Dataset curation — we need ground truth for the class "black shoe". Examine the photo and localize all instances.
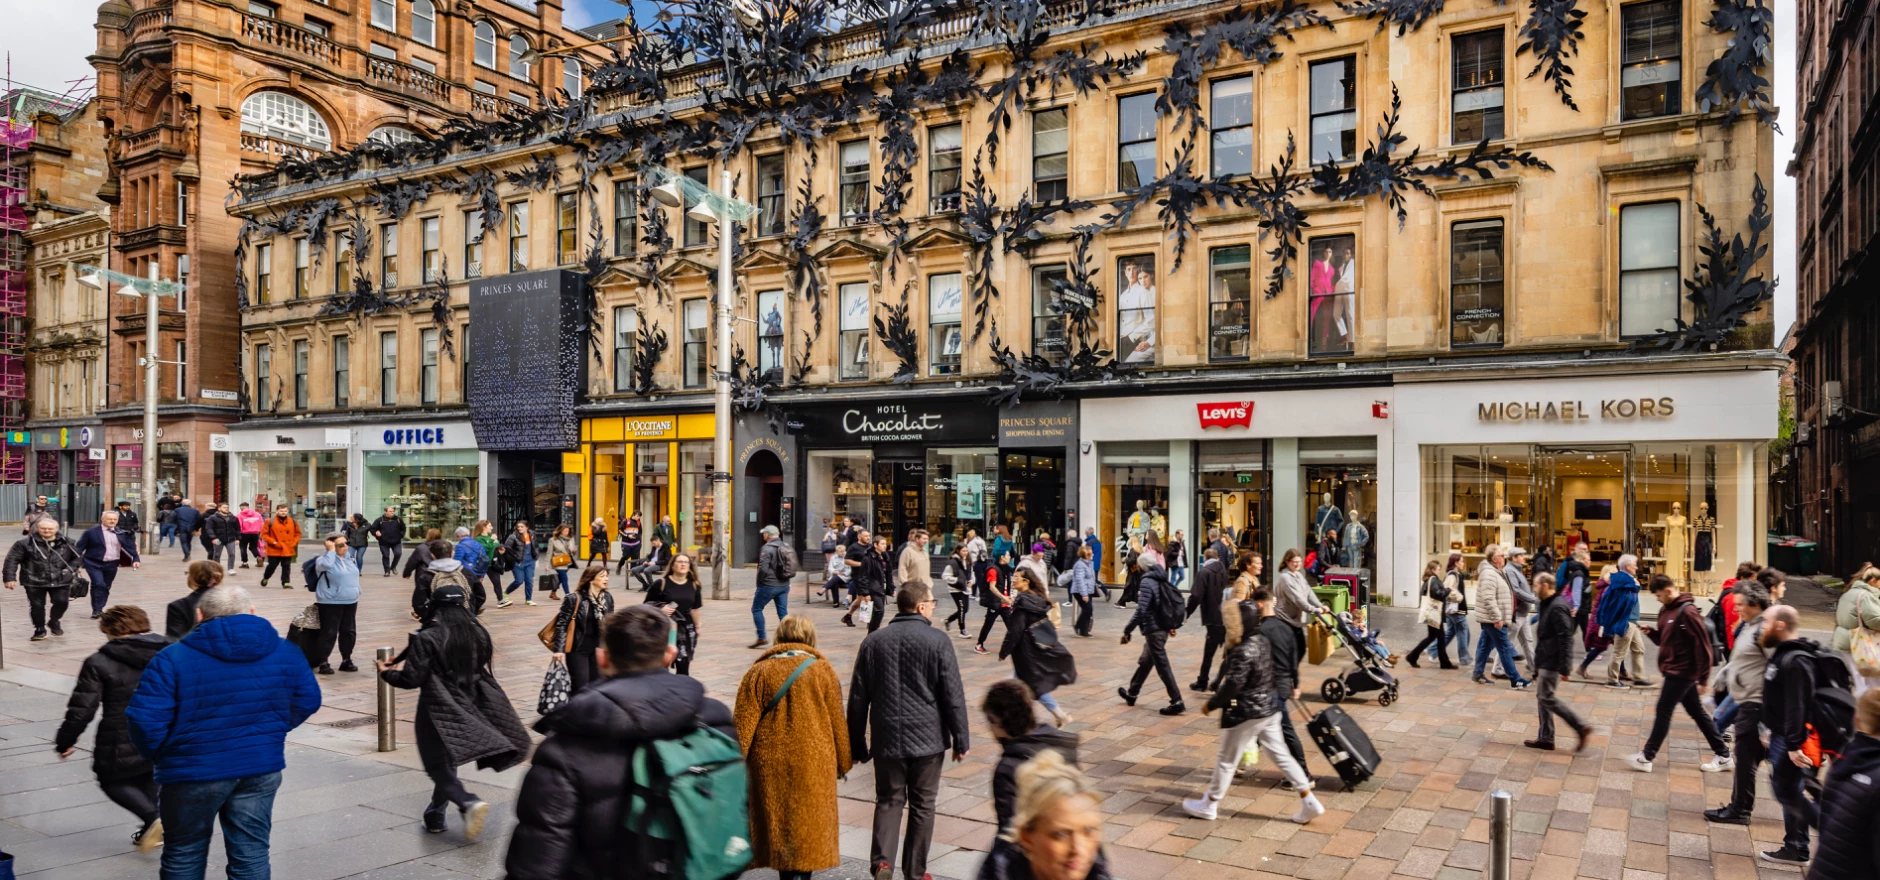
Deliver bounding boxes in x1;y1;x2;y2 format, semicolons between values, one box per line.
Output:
338;661;359;672
1117;687;1136;706
317;664;335;675
1703;806;1751;825
47;620;62;636
1159;702;1187;716
30;628;47;641
1523;739;1555;751
1757;846;1809;865
89;612;102;620
422;809;448;834
1190;682;1211;693
1406;656;1420;669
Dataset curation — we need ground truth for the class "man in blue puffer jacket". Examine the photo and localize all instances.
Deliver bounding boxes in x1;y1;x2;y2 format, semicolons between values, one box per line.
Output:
127;584;321;880
1594;554;1654;688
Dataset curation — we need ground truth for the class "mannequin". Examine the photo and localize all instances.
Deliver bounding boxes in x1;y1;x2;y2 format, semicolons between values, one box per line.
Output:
1662;502;1688;587
1314;493;1343;539
1342;509;1369;568
1692;502;1716;572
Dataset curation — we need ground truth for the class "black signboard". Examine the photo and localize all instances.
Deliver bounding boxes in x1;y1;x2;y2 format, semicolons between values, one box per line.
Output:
467;269;586;451
789;399;997;446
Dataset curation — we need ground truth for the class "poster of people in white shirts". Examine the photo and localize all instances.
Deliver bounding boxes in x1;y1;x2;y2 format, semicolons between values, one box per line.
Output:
1116;254;1157;364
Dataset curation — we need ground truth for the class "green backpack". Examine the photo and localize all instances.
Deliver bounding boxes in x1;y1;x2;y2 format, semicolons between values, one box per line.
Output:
623;724;753;880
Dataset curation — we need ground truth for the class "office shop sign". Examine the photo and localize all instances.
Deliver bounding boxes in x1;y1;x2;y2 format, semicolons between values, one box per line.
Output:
1476;397;1676;423
792;400;994;446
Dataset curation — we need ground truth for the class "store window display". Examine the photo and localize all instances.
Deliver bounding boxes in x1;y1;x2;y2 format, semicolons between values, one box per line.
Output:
362;449;480;540
238;450;347;538
679;442;715;562
808;450;876;540
922;448;996;557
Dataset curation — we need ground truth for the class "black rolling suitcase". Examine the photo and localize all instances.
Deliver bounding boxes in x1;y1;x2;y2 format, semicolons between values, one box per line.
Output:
1301;702;1380;789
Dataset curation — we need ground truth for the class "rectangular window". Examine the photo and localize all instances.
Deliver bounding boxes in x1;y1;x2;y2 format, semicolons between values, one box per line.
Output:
175;181;189;227
1452;30;1506;142
473;80;497;95
509;91;531;107
1210;76;1254;177
176;341;187;401
1032;108;1069;200
255;243;272;303
334;231;353;294
1117;93;1157;188
556;191;578;265
839;282;869;380
613;179;637;256
1306;234;1357;357
508;200;529;272
1208;245;1252;360
379;332;398;406
612;305;637;392
464;209;484;278
1032;264;1070;364
293;238;308;297
928;124;963;213
1309;56;1358;163
333;335;350;408
1450;220;1506;348
254;343;271;407
563;59;582;99
302;18;330;37
380;223;398;287
370;0;394;30
293;339;309;410
248;1;276;17
176;255;189;311
1116;254;1157;364
683;167;710;246
756;289;784;378
929;272;963;376
839;140;870;223
421;217;440;282
369;43;397;59
1621;0;1682;120
757;154;786;236
420;328;439;405
411;57;436;74
1619;202;1681;337
682;298;709;388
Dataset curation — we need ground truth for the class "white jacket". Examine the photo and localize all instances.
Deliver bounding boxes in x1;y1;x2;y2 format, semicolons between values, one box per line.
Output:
1470;562;1513;626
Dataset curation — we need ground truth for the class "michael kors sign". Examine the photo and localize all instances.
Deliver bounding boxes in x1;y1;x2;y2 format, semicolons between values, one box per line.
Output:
1477;397;1676;422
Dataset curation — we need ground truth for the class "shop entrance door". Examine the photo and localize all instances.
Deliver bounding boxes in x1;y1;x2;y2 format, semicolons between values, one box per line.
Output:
1537;446;1631;567
879;459;925;546
637;486;668;533
1001;451;1065;543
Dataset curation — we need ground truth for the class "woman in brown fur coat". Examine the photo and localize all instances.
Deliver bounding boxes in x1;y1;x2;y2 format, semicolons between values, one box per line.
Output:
735;614;851;880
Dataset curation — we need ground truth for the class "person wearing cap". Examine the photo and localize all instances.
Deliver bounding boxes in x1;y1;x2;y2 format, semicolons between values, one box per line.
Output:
752;525;796;648
310;530;363;675
1503;547;1539;679
377;580;528;840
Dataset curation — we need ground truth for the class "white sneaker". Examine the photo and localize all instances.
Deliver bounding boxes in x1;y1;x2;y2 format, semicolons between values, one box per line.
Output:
1628;752;1654;773
495;600;513;608
1701;754;1734;773
1180;797;1219;821
525;600;538;606
1290;794;1326;824
1051;709;1074;728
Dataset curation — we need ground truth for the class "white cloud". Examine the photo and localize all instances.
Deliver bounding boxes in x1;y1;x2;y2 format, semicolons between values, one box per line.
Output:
2;4;100;97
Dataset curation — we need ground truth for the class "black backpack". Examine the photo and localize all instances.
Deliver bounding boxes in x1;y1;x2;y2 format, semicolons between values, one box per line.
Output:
301;557;326;593
1797;644;1858;754
1152;580;1186;632
1706;586;1733;650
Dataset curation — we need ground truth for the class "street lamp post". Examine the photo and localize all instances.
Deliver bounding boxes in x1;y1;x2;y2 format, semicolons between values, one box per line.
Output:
78;264;181;555
645;167;756;600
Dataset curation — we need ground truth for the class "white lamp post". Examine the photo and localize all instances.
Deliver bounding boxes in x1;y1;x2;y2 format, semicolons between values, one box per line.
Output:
78;264;182;554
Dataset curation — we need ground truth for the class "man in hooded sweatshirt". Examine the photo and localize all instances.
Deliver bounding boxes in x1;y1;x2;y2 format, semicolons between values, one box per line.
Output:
1630;574;1731;775
506;605;733;880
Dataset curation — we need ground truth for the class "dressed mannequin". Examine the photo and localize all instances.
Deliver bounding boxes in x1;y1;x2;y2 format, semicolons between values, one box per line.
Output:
1342;509;1369;568
1314;493;1344;540
1692;502;1716;572
1127;499;1151;550
1663;502;1688;587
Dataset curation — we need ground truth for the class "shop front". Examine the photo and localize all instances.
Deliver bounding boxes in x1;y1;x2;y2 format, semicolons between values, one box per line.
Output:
569;413;718;564
227;425;353;540
1079;387;1392;588
356;421;486;542
1394;368;1779;602
29;424;104;524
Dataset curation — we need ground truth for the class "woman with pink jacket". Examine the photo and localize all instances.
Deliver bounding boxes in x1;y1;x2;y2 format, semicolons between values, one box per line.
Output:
235;502;266;568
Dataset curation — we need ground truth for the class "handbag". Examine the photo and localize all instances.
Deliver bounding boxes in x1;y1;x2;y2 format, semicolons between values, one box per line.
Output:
537;597;578;652
1851;626;1880;678
67;574;90;600
551;552;573;568
538;659;571;715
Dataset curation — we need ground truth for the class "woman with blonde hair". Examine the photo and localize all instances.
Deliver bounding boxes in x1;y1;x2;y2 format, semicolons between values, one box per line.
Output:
1834;563;1880;693
646;551;705;675
975;749;1111;880
735;615;850;880
1001;567;1077;727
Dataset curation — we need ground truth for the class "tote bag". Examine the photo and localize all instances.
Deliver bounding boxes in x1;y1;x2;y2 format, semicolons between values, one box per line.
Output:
538;659;572;715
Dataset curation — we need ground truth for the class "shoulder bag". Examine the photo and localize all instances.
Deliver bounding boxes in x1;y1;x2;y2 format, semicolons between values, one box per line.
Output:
537;595;579;653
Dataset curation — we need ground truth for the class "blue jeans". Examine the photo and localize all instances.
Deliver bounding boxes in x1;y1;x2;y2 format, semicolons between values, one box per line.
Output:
1170;567;1186;587
161;523;176;546
752;585;790;640
348;546;368;569
160;771;281;880
505;561;536;601
1039;692;1061;714
1428;613;1472;664
1473;622;1528;686
1714;694;1738;728
1767;736;1817;855
555;568;570;593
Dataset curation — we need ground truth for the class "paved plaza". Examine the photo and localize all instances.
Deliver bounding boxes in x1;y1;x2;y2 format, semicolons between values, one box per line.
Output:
0;546;1841;880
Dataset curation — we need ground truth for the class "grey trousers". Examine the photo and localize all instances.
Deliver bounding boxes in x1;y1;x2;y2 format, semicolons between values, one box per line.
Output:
1535;670;1585;743
871;751;945;880
1510;613;1536;677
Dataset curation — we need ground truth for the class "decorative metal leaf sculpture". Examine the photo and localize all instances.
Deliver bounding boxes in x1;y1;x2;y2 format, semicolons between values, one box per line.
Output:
1516;0;1588;111
873;301;922;383
633;321;670;395
1336;0;1446;36
1696;0;1778;128
1639;175;1775;350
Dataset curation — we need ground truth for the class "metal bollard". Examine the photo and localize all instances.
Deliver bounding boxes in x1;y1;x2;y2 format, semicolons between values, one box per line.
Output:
375;646;397;752
1489;790;1512;880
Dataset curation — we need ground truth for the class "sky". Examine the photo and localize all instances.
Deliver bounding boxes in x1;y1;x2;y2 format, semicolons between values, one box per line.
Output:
2;0;1800;335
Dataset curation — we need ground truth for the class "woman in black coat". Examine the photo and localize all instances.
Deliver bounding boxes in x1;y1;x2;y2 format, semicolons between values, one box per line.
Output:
551;565;616;693
1000;569;1077;727
55;605;169;850
378;585;529;839
166;560;223;640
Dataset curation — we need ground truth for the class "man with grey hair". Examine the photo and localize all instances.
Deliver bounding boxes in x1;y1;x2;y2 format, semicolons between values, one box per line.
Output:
1119;550;1187;715
127;584;320;880
1705;580;1774;825
1471;545;1530;689
752;524;796;647
1503;547;1539;677
5;516;85;640
76;509;142;618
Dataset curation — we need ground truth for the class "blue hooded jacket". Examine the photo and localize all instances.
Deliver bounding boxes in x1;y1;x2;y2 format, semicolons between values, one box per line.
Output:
1595;569;1642;636
314;549;362;604
126;614;321;784
454;535;490;577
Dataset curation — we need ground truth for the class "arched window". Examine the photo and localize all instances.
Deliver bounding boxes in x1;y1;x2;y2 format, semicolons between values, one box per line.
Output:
240;91;332;150
509;35;533;80
474;21;497;69
562;58;582;99
411;0;436;46
367;125;420;146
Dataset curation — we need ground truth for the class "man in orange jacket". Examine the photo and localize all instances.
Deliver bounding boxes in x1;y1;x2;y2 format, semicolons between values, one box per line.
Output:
259;504;303;589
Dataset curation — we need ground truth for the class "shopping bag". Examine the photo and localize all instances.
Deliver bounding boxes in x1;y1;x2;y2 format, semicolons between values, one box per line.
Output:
1851;626;1880;677
1236;741;1260;774
538;659;572;715
291;603;322;631
858;598;874;625
68;575;89;600
1306;621;1335;665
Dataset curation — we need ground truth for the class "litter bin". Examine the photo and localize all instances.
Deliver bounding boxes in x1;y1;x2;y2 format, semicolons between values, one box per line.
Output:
1312;585;1351;617
1767;538;1799;574
1794;541;1819;576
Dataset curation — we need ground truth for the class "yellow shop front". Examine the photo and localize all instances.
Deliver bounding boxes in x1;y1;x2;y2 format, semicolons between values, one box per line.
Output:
568;413;721;565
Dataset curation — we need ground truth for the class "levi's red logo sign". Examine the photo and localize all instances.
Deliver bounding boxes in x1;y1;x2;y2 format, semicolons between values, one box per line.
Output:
1197;401;1254;429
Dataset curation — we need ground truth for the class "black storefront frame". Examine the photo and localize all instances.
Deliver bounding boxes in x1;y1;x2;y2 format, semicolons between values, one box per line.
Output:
1192;438;1274;568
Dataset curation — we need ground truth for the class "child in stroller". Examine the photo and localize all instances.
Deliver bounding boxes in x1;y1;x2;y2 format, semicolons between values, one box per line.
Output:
1316;609;1401;705
1336;608;1399;667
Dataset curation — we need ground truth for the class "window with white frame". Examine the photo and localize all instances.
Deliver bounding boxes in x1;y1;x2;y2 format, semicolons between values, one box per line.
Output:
255;243;272;303
1308;56;1357;163
839;282;869;380
613;306;637;392
508;200;530;272
380;223;399;287
556;192;578;265
474;22;497;68
370;0;395;30
757;154;786;236
1621;0;1682;120
683;298;708;388
334;230;353;293
464;210;484;278
928;124;963;213
421;328;439;404
293;340;309;409
1452;30;1505;143
509;35;532;80
379;332;398;405
839;140;870;223
1208;245;1252;360
333;335;350;408
240;91;331;150
1032;108;1068;200
613;179;637;257
254;343;271;408
563;59;582;98
367;126;419;146
929;272;963;375
421;217;440;282
411;0;436;46
1619;201;1681;337
369;43;397;59
1210;76;1254;177
1117;93;1157;188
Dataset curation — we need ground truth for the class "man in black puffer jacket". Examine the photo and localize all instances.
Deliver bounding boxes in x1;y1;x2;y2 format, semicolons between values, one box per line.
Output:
505;606;733;880
54;606;170;849
1185;550;1230;692
847;583;971;880
1119;553;1185;715
1809;688;1880;880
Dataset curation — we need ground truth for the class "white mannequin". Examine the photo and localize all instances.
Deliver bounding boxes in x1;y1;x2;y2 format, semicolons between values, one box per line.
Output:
1663;502;1688;586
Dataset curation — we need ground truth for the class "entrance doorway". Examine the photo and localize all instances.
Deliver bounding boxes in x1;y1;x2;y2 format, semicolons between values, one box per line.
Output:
743;450;784;563
878;459;925;545
1000;451;1065;544
1539;447;1631;567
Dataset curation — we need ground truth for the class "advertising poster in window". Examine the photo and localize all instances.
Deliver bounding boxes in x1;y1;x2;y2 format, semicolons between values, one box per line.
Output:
930;274;963;362
1451;220;1506;347
956;473;984;519
1306;234;1356;356
1115;254;1157;364
757;290;784;375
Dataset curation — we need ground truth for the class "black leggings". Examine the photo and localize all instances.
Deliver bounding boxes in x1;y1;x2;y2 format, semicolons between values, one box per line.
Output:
101;774;160;825
942;593;971;633
415;710;475;814
1409;624;1453;667
977;606;1007;647
261;555;296;587
312;603;358;665
566;650;601;694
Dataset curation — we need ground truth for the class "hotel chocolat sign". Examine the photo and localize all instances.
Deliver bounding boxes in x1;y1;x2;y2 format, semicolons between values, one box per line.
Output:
790;400;995;445
1477;397;1676;422
467;269;586;451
